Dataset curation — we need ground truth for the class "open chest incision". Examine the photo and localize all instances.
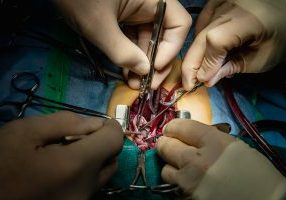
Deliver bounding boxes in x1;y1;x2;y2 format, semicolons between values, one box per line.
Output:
115;85;191;151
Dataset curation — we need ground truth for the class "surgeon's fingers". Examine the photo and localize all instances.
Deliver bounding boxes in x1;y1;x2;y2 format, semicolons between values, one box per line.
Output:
125;62;173;90
206;40;275;87
157;136;198;169
182;17;227;90
161;162;206;195
151;64;173;89
196;13;263;84
127;23;168;89
183;7;264;89
157;135;208;193
77;6;150;76
205;54;244;86
154;0;192;70
163;119;221;148
67;119;124;167
126;71;141;89
161;164;179;185
11;112;104;145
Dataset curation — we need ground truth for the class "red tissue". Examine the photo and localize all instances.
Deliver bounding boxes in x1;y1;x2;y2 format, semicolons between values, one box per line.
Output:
127;85;180;151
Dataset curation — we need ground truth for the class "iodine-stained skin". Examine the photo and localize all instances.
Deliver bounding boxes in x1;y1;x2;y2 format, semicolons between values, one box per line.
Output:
128;86;179;151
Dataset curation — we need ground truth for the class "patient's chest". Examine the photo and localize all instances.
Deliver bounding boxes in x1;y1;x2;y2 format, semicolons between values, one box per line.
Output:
108;59;212;149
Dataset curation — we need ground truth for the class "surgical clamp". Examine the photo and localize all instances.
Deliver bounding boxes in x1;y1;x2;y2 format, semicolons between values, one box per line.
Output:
130;151;148;190
137;0;166;124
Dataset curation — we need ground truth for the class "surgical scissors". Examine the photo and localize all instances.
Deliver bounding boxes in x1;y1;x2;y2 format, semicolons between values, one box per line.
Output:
137;0;166;124
0;72;111;122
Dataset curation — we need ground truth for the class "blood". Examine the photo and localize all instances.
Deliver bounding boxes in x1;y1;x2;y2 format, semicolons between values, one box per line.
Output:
127;85;181;150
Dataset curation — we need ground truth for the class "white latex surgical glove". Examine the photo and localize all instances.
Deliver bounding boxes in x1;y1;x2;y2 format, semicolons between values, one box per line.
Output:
182;0;286;90
0;112;123;200
55;0;192;89
156;119;286;200
156;119;235;195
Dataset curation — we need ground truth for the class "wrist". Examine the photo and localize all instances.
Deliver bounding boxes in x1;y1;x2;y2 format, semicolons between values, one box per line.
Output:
192;140;286;200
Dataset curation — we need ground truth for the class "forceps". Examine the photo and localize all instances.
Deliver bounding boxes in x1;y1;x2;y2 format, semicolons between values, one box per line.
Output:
139;82;204;131
137;0;166;123
0;72;111;122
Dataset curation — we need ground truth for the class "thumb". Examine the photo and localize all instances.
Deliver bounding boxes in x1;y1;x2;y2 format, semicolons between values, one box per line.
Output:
81;11;150;76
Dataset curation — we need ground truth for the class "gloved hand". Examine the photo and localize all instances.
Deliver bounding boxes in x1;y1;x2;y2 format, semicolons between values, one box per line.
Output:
182;0;286;90
156;119;235;196
0;112;123;200
156;119;286;200
55;0;192;89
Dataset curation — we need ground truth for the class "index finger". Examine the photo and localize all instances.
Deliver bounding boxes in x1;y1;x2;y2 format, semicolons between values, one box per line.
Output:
68;119;124;166
9;111;105;144
182;16;227;90
163;119;218;148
